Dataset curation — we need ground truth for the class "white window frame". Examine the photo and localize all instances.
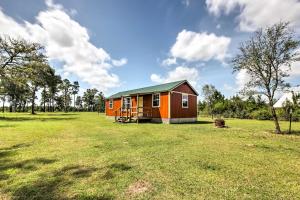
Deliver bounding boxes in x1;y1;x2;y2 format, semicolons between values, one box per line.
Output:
122;97;131;109
109;99;113;109
152;93;160;108
182;93;189;108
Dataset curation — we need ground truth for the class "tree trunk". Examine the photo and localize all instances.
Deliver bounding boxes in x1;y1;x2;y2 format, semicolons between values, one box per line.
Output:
31;86;37;115
2;96;4;113
73;94;76;112
270;106;281;134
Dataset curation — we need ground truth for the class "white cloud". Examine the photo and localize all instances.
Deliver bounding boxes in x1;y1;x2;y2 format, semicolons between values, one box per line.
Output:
206;0;300;32
0;1;127;92
112;58;128;67
161;57;177;66
151;66;199;87
170;29;231;62
235;69;251;90
182;0;190;7
290;61;300;78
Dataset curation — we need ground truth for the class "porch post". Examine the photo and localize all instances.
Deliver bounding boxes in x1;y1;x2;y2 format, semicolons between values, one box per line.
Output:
121;96;123;118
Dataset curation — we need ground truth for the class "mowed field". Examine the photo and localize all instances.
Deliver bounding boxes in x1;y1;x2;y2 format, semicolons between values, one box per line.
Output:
0;112;300;200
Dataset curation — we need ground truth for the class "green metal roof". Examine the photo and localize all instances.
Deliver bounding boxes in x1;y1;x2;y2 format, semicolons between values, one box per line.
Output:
108;80;189;99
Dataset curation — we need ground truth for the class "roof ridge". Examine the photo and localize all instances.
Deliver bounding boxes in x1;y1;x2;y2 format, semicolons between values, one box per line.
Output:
108;80;187;98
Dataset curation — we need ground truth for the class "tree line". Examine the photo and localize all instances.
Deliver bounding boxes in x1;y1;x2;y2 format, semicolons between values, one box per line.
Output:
198;84;300;121
0;36;105;114
200;22;300;134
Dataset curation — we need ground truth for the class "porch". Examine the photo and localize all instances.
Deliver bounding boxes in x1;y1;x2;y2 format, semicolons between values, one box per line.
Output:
113;106;153;123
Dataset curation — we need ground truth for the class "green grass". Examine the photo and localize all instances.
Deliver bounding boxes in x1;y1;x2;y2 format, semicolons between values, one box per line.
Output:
0;112;300;200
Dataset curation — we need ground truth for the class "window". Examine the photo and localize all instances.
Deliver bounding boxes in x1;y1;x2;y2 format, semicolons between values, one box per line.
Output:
152;93;160;107
182;94;188;108
109;99;113;109
122;97;131;109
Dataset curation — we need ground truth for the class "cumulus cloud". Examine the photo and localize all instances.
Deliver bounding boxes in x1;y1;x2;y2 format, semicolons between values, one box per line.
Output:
150;66;199;87
290;61;300;78
206;0;300;32
235;69;251;90
112;58;128;67
0;0;127;92
161;57;177;66
170;29;231;62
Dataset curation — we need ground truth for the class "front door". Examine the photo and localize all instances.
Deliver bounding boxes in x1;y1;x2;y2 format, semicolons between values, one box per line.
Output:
138;96;143;116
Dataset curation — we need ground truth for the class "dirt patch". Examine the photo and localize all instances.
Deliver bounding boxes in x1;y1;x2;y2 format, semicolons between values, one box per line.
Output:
126;180;151;197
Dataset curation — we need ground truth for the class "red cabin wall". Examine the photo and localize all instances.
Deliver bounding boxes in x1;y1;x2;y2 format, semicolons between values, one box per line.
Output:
172;82;197;95
170;83;197;118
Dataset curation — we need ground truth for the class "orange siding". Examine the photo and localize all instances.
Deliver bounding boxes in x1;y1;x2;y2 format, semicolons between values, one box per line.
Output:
141;92;169;118
105;98;121;116
105;82;198;120
170;92;197;118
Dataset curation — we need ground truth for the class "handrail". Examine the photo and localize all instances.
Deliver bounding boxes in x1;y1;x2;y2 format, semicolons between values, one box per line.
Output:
114;106;153;122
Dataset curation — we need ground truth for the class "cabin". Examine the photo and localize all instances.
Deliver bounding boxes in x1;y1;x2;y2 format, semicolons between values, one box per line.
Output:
105;80;198;123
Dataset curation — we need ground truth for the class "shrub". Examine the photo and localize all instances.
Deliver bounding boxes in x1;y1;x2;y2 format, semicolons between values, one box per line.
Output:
214;118;225;128
251;109;272;120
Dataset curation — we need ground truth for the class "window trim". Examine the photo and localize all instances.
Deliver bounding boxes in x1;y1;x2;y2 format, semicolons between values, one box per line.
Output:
152;93;160;108
182;93;189;108
109;99;113;109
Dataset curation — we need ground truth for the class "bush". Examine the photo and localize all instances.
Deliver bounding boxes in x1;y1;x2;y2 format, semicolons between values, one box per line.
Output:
250;109;272;120
214;118;225;128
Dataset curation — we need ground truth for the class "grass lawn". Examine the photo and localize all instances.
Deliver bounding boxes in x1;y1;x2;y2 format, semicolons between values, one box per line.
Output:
0;112;300;200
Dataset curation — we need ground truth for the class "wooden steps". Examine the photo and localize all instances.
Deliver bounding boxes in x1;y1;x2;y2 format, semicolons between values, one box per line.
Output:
114;106;152;123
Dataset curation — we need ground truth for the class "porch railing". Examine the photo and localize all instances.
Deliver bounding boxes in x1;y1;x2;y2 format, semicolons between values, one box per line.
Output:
113;106;152;122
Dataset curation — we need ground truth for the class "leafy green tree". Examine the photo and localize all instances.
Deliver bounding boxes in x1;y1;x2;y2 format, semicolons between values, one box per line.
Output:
202;84;224;118
26;62;53;114
48;74;62;112
83;88;98;111
0;36;45;78
96;92;105;113
75;96;83;111
59;79;72;112
72;81;79;110
232;22;300;133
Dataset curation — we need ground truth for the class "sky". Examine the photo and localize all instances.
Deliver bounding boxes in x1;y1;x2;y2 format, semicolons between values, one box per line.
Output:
0;0;300;98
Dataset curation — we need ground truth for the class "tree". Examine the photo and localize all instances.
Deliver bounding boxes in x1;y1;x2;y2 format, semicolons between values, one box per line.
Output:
59;79;72;112
26;62;53;114
75;96;83;111
96;92;105;113
83;88;98;111
0;36;45;77
232;22;300;133
48;74;62;112
202;84;224;118
72;81;79;110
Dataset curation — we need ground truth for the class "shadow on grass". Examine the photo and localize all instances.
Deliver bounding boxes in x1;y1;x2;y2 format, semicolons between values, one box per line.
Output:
0;143;114;199
43;113;79;116
134;120;213;125
109;163;132;171
0;143;57;181
172;120;213;125
0;116;77;122
0;124;17;128
10;164;113;200
282;130;300;136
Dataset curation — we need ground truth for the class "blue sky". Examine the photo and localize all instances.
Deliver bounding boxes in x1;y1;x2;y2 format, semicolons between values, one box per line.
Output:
0;0;299;98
